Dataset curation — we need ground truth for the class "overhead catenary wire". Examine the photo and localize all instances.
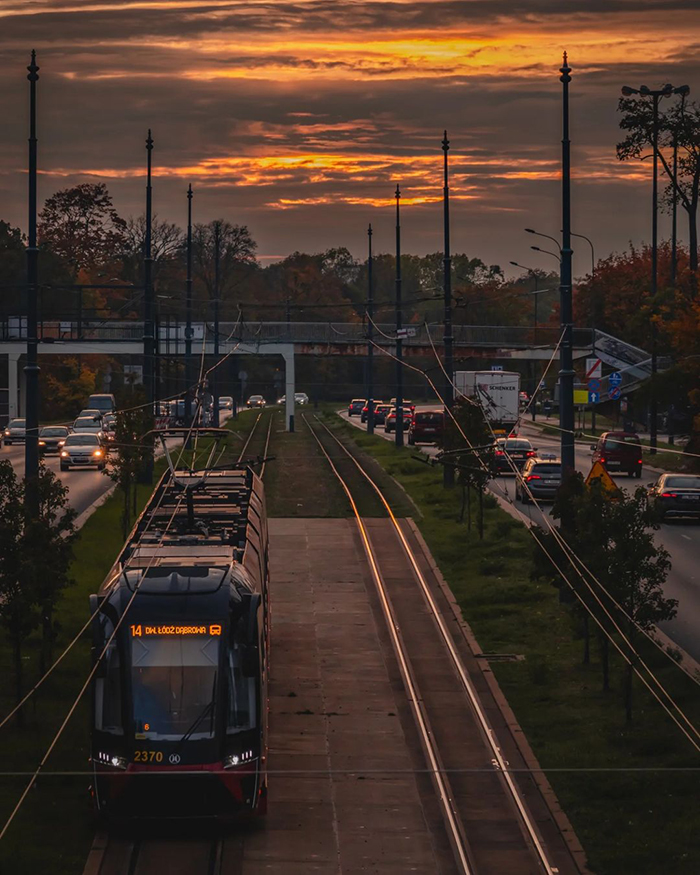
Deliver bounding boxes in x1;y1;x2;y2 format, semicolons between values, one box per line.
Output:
420;326;700;706
363;320;700;744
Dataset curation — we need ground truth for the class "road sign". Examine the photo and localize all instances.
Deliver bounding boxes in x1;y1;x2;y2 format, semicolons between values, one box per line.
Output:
573;389;588;405
587;378;601;392
490;364;503;371
609;371;622;387
585;460;619;497
586;358;602;379
609;386;621;400
588;391;600;404
396;327;417;339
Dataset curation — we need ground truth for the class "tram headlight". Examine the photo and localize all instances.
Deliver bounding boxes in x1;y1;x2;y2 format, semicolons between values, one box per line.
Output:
96;751;128;770
224;750;256;769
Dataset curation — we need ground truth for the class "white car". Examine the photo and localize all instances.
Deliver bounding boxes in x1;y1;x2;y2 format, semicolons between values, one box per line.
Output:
60;433;107;471
294;392;309;405
218;396;233;410
3;418;26;445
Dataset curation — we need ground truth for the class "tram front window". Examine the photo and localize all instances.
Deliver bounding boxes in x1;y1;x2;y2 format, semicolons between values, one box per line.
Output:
131;634;219;740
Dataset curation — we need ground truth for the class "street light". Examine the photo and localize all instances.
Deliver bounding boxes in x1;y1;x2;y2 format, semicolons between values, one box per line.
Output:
530;245;561;264
442;130;454;487
525;228;560;250
620;82;689;453
394;184;404;448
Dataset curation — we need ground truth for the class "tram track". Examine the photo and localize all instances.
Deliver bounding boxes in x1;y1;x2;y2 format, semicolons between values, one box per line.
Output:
303;413;583;875
236;410;274;475
85;834;223;875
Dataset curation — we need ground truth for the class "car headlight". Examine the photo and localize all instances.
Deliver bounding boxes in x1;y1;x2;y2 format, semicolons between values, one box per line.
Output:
93;449;103;457
38;441;45;446
58;440;65;447
224;750;256;769
3;430;9;436
60;450;69;457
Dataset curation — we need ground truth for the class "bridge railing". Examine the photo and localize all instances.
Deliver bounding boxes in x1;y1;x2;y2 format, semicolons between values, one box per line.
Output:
0;318;593;349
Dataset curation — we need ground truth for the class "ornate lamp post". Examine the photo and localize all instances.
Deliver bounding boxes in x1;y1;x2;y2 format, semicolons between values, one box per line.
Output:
185;184;194;430
142;130;155;482
559;53;575;478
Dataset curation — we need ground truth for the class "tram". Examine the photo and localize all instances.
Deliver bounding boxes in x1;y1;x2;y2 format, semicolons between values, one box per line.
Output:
89;464;269;821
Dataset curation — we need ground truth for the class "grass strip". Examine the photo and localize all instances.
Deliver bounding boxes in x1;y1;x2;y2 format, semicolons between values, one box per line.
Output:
322;409;700;875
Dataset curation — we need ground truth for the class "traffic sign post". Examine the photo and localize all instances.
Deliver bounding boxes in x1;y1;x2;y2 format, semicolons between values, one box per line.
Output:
587;378;601;392
609;386;621;400
609;371;622;387
588;391;600;404
585;358;602;379
586;460;620;498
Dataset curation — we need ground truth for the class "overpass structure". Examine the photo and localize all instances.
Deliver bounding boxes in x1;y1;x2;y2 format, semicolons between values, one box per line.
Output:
0;320;655;429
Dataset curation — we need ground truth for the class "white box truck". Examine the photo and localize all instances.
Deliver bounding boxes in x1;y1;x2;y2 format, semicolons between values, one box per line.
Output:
453;370;521;434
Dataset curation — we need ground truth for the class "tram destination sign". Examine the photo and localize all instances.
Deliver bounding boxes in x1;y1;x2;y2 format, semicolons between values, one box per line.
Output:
130;623;222;637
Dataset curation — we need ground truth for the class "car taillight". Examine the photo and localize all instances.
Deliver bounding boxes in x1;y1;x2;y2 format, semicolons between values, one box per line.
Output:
495;450;504;456
660;492;677;498
526;451;536;457
599;458;606;464
637;459;642;464
526;474;542;481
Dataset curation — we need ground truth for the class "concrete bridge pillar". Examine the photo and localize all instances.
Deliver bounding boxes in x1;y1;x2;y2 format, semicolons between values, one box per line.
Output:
282;345;295;432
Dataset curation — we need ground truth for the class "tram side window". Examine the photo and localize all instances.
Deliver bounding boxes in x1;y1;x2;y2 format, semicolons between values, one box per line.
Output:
95;617;123;735
227;634;256;734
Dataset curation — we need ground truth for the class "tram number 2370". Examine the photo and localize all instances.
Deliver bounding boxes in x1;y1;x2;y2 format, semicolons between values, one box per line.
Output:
133;750;164;763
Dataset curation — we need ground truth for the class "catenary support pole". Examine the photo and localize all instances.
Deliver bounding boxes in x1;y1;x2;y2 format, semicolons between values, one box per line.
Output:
185;184;193;431
24;50;40;519
442;131;454;487
394;185;404;447
212;221;220;427
559;53;575;478
366;223;375;434
142;130;155;482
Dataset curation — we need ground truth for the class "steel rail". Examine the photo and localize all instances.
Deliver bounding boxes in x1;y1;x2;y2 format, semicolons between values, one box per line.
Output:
302;413;474;875
237;412;262;463
310;414;558;875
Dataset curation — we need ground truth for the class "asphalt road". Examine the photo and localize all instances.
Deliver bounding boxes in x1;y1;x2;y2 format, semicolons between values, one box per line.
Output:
340;407;700;664
1;411;232;524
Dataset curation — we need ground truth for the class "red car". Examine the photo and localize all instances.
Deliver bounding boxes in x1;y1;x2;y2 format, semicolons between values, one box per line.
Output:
408;410;444;445
384;407;412;433
591;431;643;478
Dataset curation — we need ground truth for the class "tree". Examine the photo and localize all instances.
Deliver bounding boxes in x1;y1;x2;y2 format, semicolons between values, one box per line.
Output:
38;183;127;275
41;356;97;421
121;214;184;288
618;95;700;274
106;405;151;538
437;399;494;538
0;461;33;720
24;467;77;674
534;477;674;718
192;220;257;309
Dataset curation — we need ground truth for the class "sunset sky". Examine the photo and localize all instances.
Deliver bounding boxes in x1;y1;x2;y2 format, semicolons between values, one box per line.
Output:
1;0;698;276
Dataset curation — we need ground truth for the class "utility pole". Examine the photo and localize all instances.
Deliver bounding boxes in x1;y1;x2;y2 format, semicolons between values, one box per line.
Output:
24;50;40;518
185;184;193;431
366;223;375;434
559;53;575;478
671;136;678;287
394;185;404;447
142;130;155;482
442;131;454;487
212;221;221;427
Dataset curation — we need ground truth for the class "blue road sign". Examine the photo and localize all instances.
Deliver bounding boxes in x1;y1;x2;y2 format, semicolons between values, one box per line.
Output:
609;386;621;400
609;371;623;387
588;391;600;404
588;378;601;392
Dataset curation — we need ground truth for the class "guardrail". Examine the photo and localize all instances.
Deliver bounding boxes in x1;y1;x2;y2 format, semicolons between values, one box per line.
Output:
0;319;594;349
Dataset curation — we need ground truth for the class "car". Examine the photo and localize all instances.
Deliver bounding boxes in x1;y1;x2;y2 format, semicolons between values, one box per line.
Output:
60;433;107;471
408;410;444;445
390;397;415;413
295;392;309;405
218;396;233;410
372;403;392;426
246;395;266;408
277;395;286;405
87;393;116;416
360;401;383;423
591;431;643;478
493;437;537;473
72;418;105;440
38;426;71;455
515;457;562;503
648;474;700;521
348;399;366;417
78;409;103;421
3;418;26;446
384;407;413;433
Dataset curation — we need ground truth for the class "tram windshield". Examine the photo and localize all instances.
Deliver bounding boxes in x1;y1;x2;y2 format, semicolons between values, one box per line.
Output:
131;633;220;741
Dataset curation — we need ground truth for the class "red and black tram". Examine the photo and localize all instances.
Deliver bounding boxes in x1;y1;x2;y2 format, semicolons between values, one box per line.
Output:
89;466;269;821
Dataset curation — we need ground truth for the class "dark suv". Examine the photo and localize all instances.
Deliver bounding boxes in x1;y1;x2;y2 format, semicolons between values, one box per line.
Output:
592;431;643;478
493;437;536;473
408;410;443;445
515;457;562;503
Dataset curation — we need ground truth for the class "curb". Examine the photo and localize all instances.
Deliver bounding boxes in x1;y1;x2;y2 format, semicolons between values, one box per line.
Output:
406;517;592;874
72;483;117;532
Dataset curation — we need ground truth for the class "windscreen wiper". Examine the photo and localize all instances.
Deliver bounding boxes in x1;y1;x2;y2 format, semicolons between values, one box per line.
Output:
174;673;217;751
